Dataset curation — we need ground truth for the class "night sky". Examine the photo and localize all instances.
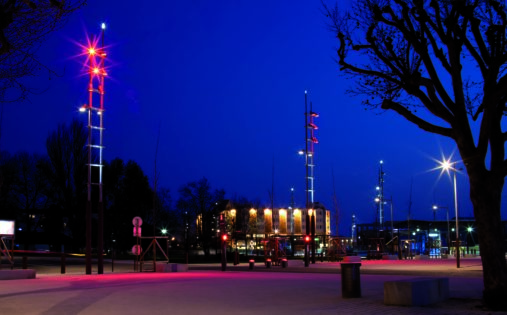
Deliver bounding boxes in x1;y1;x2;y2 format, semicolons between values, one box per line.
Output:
2;1;502;235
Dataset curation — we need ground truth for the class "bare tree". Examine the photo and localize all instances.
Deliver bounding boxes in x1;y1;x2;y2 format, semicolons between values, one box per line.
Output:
44;119;87;248
176;178;225;256
9;152;50;248
324;0;507;309
0;0;85;103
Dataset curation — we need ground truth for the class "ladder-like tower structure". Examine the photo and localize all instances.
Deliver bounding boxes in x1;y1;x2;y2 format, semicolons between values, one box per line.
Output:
81;23;107;274
304;90;318;207
303;90;319;264
375;160;385;232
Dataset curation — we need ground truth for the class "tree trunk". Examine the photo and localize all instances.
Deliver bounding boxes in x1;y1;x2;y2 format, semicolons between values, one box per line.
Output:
469;170;507;310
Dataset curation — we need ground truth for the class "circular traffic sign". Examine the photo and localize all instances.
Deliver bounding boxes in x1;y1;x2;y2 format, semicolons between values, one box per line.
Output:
132;244;142;255
132;216;143;226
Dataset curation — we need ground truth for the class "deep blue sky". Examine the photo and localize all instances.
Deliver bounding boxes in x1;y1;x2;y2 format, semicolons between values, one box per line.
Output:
3;1;504;235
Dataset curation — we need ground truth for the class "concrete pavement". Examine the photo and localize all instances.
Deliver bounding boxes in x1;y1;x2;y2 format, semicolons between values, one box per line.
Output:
0;257;500;314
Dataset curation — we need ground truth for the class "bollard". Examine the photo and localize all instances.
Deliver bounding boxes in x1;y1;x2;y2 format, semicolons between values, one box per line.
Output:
341;262;361;298
234;251;239;265
265;259;272;268
281;259;288;268
61;254;66;274
22;256;28;269
249;259;255;270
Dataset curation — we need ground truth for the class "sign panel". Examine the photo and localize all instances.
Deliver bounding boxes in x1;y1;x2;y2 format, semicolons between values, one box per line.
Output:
132;245;142;255
0;220;14;236
133;226;142;237
132;216;143;227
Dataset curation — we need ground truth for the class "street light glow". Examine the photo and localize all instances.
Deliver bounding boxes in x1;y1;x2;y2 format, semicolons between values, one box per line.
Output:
434;155;461;268
101;22;106;30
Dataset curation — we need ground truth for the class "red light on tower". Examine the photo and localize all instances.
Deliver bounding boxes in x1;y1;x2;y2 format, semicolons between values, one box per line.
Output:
222;234;228;241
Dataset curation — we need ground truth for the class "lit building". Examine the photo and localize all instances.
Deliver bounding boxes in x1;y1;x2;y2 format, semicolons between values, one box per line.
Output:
221;202;331;236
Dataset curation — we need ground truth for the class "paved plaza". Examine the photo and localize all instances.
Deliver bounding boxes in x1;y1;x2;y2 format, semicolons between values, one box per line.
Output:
0;257;503;315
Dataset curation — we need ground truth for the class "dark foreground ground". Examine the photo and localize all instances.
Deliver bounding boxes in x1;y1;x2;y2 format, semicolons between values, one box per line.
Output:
0;256;503;315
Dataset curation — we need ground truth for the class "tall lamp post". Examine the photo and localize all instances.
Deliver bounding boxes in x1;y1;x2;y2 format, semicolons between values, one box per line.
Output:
438;158;460;268
432;205;450;255
80;23;107;275
299;90;319;265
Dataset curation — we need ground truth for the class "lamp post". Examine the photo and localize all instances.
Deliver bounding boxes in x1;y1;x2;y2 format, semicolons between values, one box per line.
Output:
80;23;107;275
432;205;450;255
375;196;394;254
438;158;460;268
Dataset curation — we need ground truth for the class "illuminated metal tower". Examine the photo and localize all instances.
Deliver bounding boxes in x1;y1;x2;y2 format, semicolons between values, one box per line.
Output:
301;90;319;264
375;160;385;231
80;23;107;275
300;90;318;207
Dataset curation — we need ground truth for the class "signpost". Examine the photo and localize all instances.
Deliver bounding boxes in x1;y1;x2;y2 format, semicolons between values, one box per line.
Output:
133;217;142;271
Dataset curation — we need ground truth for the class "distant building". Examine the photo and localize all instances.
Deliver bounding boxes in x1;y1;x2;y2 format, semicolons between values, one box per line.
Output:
221;202;331;237
217;201;332;256
354;217;507;257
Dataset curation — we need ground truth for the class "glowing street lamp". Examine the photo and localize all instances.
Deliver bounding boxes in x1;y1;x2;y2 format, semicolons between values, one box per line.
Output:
437;157;461;268
81;23;107;275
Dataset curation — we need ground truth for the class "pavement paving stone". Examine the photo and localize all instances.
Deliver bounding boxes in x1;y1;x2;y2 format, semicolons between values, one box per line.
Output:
0;256;503;314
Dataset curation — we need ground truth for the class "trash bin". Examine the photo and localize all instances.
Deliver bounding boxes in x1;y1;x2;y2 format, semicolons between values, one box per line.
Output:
265;259;272;268
249;259;255;270
340;262;361;298
281;259;288;268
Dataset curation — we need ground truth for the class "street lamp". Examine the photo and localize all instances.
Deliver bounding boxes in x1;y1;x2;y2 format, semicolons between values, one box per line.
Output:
375;196;394;254
437;157;461;268
432;205;450;256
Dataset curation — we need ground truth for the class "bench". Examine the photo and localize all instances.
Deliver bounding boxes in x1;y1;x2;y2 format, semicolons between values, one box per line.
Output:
0;269;36;280
155;263;188;273
384;277;449;306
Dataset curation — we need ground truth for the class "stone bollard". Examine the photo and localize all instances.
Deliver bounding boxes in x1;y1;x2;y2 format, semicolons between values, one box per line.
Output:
249;259;255;270
265;259;271;268
61;254;66;274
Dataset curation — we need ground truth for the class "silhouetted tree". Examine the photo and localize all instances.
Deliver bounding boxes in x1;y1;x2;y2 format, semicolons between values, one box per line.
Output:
324;0;507;309
154;187;178;237
44;119;87;249
0;0;85;103
176;178;225;256
103;158;153;253
9;152;50;248
0;150;16;219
